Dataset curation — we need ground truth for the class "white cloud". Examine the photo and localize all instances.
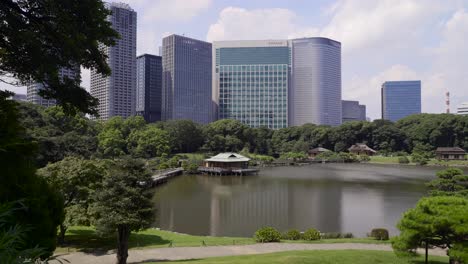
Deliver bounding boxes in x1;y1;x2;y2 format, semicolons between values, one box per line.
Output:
206;7;318;42
138;0;212;23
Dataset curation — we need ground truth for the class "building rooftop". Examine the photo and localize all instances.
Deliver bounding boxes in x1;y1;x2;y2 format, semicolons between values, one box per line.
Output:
348;143;377;153
205;153;250;163
309;147;331;154
435;147;466;153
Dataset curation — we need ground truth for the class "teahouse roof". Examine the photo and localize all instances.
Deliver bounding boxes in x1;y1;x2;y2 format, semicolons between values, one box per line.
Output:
308;147;331;154
205;153;250;163
435;147;466;154
348;143;377;153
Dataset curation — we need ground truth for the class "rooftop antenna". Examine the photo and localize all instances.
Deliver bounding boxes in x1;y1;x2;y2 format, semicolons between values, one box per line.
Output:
445;90;450;114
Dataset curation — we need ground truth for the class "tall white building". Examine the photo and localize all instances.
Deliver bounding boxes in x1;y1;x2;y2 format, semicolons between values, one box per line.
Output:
457;102;468;115
27;67;80;107
91;2;136;120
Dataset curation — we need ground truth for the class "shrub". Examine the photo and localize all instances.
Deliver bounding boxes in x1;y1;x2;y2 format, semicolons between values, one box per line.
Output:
343;233;354;238
370;228;389;240
283;229;301;240
302;228;321;241
254;227;281;243
359;154;370;162
321;232;341;239
398;156;410;164
411;154;429;165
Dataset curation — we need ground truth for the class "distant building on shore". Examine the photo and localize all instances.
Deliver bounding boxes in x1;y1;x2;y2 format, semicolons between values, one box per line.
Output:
342;100;366;123
136;54;162;123
162;34;212;124
349;143;377;156
90;2;137;120
456;102;468;115
435;147;466;160
381;80;421;122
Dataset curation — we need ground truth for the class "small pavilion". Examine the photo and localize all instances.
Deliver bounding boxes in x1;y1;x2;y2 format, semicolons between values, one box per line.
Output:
435;147;466;160
308;147;331;159
200;153;258;175
348;143;377;156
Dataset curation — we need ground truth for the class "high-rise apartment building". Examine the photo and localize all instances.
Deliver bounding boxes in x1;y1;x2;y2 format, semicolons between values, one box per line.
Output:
457;102;468;115
381;80;421;122
161;34;212;124
27;67;80;107
290;38;342;126
212;40;290;129
342;100;366;123
90;2;136;120
136;54;162;122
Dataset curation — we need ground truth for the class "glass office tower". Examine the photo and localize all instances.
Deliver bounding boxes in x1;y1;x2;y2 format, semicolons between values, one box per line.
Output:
90;2;137;120
290;38;342;126
162;34;212;124
213;40;290;129
136;54;162;123
381;80;421;122
342;100;366;123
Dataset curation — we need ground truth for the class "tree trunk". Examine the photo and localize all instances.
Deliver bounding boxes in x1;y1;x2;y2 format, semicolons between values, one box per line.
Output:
116;225;130;264
58;224;67;245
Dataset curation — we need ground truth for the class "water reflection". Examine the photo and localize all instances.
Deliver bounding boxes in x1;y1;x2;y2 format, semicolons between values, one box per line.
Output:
153;164;449;237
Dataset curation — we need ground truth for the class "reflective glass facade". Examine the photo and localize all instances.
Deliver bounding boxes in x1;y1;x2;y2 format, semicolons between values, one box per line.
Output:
162;35;212;124
215;42;290;129
342;100;366;123
381;81;421;122
136;54;162;123
290;38;342;126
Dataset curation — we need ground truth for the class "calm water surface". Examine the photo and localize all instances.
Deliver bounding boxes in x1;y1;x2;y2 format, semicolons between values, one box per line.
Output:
152;164;454;237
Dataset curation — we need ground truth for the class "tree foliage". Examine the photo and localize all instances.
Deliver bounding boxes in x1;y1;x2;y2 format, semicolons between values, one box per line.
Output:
89;158;153;264
0;91;63;257
37;157;106;243
156;120;204;153
392;196;468;263
427;168;468;197
0;0;119;115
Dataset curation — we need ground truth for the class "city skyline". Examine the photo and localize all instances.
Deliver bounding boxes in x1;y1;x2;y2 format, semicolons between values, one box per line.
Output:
3;0;468;120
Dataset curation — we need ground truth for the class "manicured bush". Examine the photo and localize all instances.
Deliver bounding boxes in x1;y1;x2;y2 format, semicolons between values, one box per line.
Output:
302;228;321;241
359;154;370;162
320;232;354;239
343;233;354;238
283;229;301;240
398;156;410;164
370;228;389;240
411;153;429;165
254;227;282;243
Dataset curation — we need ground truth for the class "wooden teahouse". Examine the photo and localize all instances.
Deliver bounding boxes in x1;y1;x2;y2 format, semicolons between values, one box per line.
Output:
348;143;377;156
199;153;258;176
435;147;466;160
308;147;331;159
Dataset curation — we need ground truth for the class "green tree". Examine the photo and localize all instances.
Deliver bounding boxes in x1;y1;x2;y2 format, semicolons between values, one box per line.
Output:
0;91;63;257
89;159;153;264
157;120;204;153
0;0;118;115
202;119;249;152
98;128;127;157
127;126;170;158
392;196;468;264
37;157;106;243
427;168;468;197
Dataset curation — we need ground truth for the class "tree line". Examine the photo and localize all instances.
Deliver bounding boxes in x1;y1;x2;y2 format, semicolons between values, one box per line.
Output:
17;103;468;168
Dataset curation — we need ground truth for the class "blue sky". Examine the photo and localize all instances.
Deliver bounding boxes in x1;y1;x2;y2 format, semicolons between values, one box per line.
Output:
3;0;468;119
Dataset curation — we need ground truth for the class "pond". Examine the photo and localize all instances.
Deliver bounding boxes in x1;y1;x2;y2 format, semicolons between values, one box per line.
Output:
152;164;454;238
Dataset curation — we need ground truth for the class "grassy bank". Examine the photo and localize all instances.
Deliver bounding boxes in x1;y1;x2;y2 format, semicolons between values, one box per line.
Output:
151;250;448;264
369;156;468;167
55;226;390;253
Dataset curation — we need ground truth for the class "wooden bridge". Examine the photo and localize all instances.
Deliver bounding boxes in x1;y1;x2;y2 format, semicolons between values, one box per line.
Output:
150;167;184;186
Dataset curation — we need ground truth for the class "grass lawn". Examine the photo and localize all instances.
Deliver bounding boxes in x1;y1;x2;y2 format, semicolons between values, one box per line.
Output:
55;226;254;253
149;250;448;264
55;226;390;253
369;155;468;167
369;156;409;164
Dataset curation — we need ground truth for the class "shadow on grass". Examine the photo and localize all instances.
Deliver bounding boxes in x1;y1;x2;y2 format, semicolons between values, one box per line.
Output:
133;259;201;263
60;228;171;255
411;261;447;264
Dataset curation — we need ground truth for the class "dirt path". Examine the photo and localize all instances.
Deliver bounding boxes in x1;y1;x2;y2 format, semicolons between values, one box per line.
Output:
52;243;447;264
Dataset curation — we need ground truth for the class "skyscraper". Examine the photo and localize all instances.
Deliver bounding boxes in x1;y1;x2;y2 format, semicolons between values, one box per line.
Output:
342;100;366;123
290;37;342;126
381;80;421;122
457;102;468;115
136;54;162;122
90;2;136;120
212;40;290;129
27;67;80;107
161;34;212;124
